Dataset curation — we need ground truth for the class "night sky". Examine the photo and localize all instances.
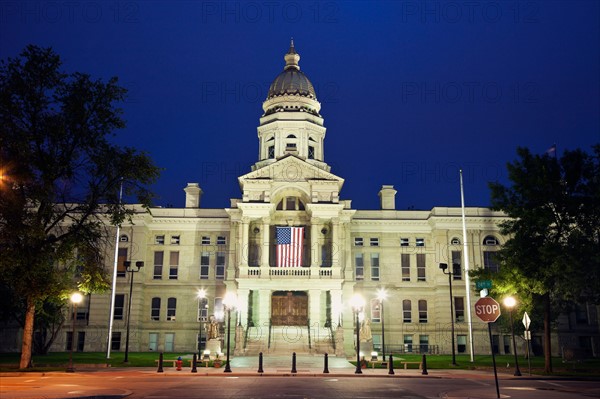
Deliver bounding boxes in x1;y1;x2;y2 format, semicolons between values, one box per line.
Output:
2;1;598;210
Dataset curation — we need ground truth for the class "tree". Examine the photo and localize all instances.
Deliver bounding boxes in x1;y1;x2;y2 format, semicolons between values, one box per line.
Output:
481;145;600;373
0;45;160;369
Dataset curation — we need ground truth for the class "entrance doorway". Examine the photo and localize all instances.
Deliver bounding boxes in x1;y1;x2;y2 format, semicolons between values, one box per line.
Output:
271;291;308;326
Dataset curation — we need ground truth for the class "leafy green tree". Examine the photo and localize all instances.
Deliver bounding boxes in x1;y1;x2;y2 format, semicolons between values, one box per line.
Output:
0;45;160;369
479;145;600;373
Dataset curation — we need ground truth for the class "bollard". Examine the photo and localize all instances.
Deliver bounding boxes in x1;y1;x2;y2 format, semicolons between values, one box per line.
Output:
291;352;297;374
191;353;197;373
323;353;330;374
421;354;428;375
157;352;164;373
258;352;264;373
388;354;394;375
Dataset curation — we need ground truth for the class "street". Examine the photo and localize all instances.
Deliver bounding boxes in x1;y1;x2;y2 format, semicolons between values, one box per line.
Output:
2;369;599;399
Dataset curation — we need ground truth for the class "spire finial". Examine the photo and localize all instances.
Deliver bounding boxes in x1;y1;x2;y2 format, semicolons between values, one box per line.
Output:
284;38;300;70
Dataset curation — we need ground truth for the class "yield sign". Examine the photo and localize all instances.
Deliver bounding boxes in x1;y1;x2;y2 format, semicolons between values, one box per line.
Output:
522;312;531;330
474;297;501;323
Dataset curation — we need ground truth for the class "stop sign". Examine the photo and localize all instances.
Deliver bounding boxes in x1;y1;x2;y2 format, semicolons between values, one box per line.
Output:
474;297;501;323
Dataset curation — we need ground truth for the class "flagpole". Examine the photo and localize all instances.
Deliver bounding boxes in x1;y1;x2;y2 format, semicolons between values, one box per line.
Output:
460;170;475;362
106;179;123;359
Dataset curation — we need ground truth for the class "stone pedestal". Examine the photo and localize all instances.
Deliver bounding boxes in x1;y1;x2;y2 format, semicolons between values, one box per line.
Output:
335;326;345;357
360;340;374;359
234;325;245;355
206;339;222;358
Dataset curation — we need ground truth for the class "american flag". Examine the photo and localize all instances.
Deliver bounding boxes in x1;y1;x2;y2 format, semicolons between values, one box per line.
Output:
276;226;304;267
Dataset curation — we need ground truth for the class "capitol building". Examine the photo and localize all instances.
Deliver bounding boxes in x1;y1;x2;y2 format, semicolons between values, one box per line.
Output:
9;41;592;360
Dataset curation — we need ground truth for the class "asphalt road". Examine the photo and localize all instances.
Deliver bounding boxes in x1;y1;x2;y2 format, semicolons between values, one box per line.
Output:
2;369;600;399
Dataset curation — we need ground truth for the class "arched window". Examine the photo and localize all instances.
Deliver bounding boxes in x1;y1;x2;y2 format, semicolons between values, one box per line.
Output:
483;235;499;246
450;237;461;245
286;134;297;138
276;197;305;211
119;234;129;242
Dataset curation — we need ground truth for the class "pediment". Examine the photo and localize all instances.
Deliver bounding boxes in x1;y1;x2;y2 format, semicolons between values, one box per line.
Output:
237;156;345;204
239;155;344;184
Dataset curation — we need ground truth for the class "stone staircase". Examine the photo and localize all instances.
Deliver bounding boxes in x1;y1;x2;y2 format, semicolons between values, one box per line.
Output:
240;325;335;355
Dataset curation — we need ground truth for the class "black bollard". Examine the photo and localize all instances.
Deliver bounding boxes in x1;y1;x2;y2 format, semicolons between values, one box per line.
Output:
388;354;395;375
258;352;264;373
323;353;330;374
157;352;164;373
421;354;428;375
191;353;197;373
291;352;297;374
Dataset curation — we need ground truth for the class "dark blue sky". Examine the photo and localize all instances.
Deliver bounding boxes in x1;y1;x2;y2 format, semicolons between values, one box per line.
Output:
2;1;598;210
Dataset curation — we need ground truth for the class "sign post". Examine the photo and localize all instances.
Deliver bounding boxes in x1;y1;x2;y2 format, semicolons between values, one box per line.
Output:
523;311;532;376
475;297;501;399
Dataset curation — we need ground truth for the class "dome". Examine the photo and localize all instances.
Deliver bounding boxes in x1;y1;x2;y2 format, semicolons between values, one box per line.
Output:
266;40;317;101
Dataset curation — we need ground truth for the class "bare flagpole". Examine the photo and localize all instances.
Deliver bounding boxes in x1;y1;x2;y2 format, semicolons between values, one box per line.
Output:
460;170;475;362
106;179;123;359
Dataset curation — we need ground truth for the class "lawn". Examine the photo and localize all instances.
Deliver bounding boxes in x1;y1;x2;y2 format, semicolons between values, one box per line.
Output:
1;352;598;376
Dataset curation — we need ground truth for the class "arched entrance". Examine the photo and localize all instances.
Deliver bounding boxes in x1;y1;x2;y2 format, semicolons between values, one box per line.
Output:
271;291;308;326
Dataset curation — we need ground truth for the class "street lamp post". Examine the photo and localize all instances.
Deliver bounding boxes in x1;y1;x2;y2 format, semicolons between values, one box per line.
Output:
503;296;522;376
223;292;237;373
350;294;365;374
124;261;144;363
439;263;457;366
376;288;387;361
67;292;83;372
197;289;207;356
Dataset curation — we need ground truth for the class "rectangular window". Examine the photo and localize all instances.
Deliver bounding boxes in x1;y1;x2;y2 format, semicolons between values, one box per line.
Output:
114;294;125;320
151;297;161;321
167;297;177;321
111;332;121;351
321;244;331;267
419;335;429;353
575;303;589;324
416;254;426;281
452;251;462;280
216;251;226;280
73;295;89;320
503;335;511;354
149;333;158;351
198;298;208;322
268;145;275;159
153;251;164;279
457;335;467;353
370;238;379;247
354;237;363;246
200;252;210;279
77;331;85;352
155;235;165;245
165;333;175;352
403;299;411;323
308;145;315;159
170;235;180;245
404;335;413;353
416;238;425;247
400;238;409;247
217;236;227;245
117;248;127;277
418;299;428;323
454;297;465;322
371;298;381;322
370;253;380;281
355;253;364;280
401;254;410;281
66;331;73;351
214;297;224;321
169;251;179;280
483;251;499;273
202;236;211;245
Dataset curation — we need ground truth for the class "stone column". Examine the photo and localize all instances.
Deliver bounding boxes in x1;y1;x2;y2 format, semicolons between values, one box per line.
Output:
237;288;250;328
310;218;321;268
330;289;343;328
241;217;249;267
309;289;322;328
260;218;270;271
331;218;340;268
258;289;272;332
